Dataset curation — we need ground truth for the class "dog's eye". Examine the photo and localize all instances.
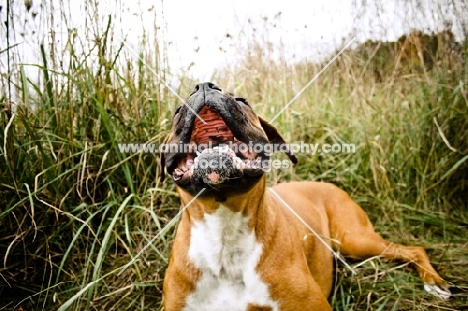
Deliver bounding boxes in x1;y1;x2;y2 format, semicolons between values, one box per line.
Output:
235;97;250;106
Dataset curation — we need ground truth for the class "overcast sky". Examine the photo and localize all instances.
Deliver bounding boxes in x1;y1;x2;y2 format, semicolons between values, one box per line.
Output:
1;0;466;84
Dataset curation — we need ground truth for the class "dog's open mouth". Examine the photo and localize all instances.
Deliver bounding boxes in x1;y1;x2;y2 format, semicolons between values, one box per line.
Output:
171;106;266;186
160;82;298;196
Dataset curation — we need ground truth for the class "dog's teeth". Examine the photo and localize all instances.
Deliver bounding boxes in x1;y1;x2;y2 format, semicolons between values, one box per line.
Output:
233;157;246;169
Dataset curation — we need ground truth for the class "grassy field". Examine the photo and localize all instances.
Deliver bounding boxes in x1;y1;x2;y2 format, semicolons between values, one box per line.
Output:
1;17;468;311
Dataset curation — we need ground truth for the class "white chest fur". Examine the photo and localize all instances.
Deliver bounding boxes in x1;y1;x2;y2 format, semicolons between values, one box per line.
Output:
184;205;277;311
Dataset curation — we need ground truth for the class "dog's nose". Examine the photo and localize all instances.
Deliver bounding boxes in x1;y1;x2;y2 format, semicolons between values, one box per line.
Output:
191;82;222;96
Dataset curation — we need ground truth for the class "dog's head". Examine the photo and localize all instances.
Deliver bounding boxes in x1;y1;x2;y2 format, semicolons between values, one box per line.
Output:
160;82;297;198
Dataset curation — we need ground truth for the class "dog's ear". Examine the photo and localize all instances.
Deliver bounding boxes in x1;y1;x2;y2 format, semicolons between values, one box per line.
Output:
258;116;298;164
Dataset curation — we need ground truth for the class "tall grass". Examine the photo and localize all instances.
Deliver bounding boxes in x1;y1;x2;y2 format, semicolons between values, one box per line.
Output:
1;16;468;311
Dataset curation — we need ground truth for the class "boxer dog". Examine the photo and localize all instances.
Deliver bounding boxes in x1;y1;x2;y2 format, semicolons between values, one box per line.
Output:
160;82;451;310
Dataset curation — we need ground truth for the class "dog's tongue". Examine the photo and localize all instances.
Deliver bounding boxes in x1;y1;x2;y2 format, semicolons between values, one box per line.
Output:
191;106;234;144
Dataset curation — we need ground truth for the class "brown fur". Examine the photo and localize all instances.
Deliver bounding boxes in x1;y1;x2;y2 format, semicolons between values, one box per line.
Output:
164;177;447;310
162;83;447;310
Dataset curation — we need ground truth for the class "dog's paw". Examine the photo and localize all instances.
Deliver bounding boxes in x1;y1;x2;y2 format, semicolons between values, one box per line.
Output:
423;283;452;299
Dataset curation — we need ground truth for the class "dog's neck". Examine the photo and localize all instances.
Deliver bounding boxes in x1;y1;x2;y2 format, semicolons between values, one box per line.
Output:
177;176;268;228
